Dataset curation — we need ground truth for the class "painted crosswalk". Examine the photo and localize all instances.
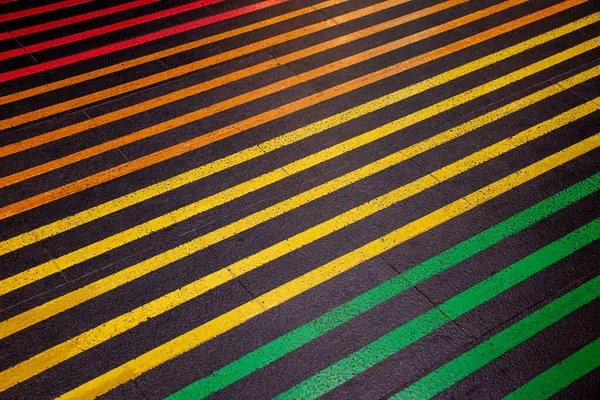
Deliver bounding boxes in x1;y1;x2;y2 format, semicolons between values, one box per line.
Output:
0;0;599;398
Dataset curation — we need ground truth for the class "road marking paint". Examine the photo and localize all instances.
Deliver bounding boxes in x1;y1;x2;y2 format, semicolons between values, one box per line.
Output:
0;0;332;103
0;0;92;23
1;28;597;301
0;0;161;39
0;0;374;84
0;0;468;141
505;336;600;399
3;58;597;345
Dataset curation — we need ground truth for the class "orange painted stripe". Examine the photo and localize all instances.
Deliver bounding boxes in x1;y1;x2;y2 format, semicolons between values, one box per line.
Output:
0;0;580;220
0;0;470;167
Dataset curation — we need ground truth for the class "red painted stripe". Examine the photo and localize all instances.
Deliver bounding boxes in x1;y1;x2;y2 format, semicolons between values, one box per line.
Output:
0;47;26;59
7;0;160;39
0;0;289;82
19;0;218;55
0;0;93;23
0;32;12;40
0;0;18;5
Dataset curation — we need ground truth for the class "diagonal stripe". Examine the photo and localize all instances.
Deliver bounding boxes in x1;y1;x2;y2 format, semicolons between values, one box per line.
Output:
55;131;600;400
278;217;600;399
505;336;600;399
2;30;596;302
1;0;161;39
391;267;600;399
166;172;600;399
0;1;589;219
0;0;223;61
0;0;92;23
2;60;596;346
0;0;466;142
0;92;596;393
0;0;334;105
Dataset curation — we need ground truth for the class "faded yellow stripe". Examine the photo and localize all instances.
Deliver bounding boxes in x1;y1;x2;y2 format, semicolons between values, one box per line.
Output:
0;0;415;130
1;90;597;393
57;132;600;399
0;0;348;107
3;63;597;345
1;11;596;260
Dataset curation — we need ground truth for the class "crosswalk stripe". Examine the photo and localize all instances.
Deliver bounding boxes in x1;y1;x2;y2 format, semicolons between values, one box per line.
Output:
3;57;597;346
505;336;600;399
3;61;597;342
0;0;91;23
0;0;160;39
0;0;325;85
0;0;222;61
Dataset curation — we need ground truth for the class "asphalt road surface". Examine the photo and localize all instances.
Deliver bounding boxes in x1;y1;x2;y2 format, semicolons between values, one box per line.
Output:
0;0;599;398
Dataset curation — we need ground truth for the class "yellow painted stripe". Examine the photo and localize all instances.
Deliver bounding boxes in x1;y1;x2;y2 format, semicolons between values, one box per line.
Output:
0;0;348;107
0;0;413;130
1;87;597;393
0;0;582;217
3;60;597;346
56;132;600;399
0;8;595;261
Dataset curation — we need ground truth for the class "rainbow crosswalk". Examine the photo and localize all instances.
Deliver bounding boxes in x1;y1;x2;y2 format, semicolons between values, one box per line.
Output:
0;0;599;398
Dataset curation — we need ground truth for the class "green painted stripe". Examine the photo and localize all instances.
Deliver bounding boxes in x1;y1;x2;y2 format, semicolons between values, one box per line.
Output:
277;217;600;400
393;274;600;400
504;336;600;399
166;173;600;399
